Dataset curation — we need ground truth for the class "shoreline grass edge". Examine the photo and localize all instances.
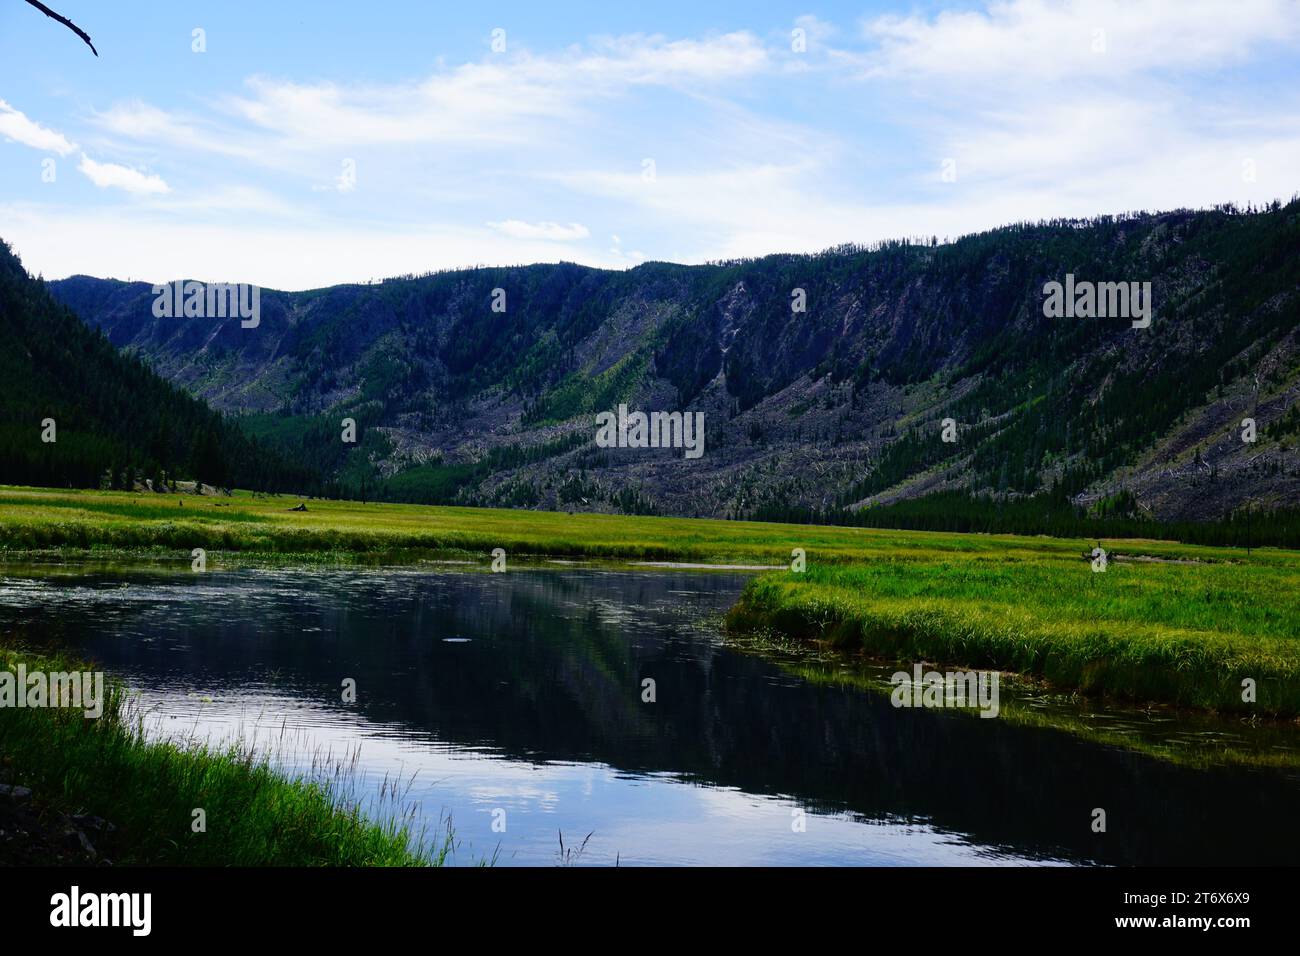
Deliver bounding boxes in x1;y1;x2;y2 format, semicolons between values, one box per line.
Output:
725;572;1300;717
0;640;442;867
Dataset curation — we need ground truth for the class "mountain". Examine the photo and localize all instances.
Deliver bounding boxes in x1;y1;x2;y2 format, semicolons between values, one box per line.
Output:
0;240;308;493
46;201;1300;527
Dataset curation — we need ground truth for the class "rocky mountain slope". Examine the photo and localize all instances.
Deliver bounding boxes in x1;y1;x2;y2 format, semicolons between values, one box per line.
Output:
48;201;1300;523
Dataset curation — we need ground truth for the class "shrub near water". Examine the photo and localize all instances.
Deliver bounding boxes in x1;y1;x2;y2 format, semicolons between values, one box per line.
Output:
0;643;438;866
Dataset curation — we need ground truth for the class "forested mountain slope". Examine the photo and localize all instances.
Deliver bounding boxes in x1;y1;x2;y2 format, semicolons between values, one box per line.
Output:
0;240;307;493
46;201;1300;525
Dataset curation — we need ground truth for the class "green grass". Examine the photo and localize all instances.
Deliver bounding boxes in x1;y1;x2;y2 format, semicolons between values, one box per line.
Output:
0;493;269;524
0;639;444;866
3;484;1300;716
726;558;1300;715
1;484;1281;564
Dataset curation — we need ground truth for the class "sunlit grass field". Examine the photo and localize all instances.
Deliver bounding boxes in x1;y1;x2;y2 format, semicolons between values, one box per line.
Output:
3;484;1299;714
1;484;1286;563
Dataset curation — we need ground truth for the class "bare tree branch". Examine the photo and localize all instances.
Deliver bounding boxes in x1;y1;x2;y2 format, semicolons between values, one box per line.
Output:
22;0;97;56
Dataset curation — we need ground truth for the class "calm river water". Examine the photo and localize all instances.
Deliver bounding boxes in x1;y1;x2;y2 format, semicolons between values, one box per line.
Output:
3;562;1297;866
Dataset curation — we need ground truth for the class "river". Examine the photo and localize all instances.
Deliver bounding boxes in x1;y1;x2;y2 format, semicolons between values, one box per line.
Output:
2;560;1297;865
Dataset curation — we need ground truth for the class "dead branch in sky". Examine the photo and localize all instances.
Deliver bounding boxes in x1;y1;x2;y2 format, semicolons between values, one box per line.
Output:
22;0;97;56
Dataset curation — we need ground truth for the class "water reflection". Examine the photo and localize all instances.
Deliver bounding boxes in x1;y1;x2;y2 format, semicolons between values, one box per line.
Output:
1;565;1296;866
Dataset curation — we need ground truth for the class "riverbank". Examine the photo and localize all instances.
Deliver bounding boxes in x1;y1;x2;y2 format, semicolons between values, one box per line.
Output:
0;639;440;866
720;628;1300;770
4;484;1299;717
725;560;1300;716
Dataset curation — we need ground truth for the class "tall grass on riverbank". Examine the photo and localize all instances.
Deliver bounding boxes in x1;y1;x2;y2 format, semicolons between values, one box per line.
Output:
726;557;1300;716
0;641;441;866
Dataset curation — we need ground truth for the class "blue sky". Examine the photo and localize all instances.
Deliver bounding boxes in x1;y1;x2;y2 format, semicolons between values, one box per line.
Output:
2;0;1298;289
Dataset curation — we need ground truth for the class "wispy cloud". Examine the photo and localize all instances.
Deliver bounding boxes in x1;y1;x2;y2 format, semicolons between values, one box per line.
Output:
489;220;590;241
112;32;772;157
0;99;75;155
90;100;264;162
795;0;1300;236
858;0;1300;81
77;154;170;194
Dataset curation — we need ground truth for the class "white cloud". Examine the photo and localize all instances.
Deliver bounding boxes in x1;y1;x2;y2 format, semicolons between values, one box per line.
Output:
861;0;1300;81
98;32;768;157
553;112;1300;264
576;31;769;84
810;0;1300;249
90;100;269;163
76;154;170;194
92;100;180;139
0;99;76;155
8;11;1300;289
488;220;590;241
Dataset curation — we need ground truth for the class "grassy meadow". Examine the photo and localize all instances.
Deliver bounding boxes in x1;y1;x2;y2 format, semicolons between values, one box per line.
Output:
0;484;1279;563
3;484;1300;716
